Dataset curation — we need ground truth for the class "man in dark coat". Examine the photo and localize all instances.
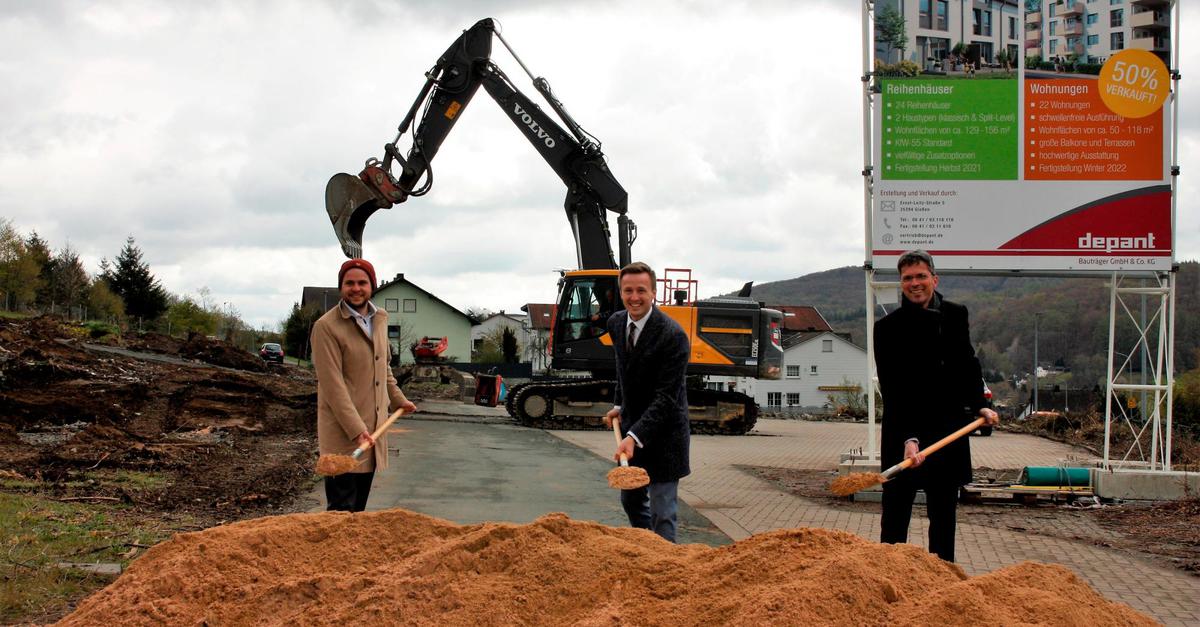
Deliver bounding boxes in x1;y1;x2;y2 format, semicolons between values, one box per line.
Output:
874;250;998;562
603;261;691;542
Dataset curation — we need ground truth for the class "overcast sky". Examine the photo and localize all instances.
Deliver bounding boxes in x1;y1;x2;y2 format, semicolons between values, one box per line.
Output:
1;1;1196;329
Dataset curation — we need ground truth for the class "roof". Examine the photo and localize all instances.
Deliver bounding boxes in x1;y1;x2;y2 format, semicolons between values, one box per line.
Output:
477;311;528;326
784;330;864;351
522;303;557;330
769;305;832;333
373;273;472;320
300;287;341;312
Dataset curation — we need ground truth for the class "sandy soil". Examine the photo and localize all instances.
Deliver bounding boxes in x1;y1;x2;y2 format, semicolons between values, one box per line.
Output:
57;509;1155;627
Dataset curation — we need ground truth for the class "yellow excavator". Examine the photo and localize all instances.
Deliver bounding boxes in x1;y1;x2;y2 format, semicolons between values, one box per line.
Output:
324;18;782;434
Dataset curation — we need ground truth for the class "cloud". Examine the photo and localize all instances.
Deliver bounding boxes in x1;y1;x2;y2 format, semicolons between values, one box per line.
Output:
0;0;1196;330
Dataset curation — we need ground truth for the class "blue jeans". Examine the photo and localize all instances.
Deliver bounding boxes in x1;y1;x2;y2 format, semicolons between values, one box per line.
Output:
620;480;679;543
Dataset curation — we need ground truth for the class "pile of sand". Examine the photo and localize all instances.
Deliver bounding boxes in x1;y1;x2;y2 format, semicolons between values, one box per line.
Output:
58;509;1154;626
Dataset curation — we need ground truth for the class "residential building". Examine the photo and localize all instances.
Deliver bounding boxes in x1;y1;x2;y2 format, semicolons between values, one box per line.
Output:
709;330;869;412
471;311;538;364
1024;0;1170;66
522;303;556;373
705;305;867;412
877;0;1023;66
371;274;473;364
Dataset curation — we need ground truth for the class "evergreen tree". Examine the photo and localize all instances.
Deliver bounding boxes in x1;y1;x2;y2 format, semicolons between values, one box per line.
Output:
282;302;322;361
47;245;91;313
100;236;169;321
501;327;520;364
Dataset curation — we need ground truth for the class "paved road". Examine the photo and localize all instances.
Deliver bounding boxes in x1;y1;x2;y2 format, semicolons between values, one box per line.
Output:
309;417;729;546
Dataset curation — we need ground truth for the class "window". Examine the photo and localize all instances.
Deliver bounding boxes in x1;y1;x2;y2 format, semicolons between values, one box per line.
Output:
981;10;992;37
384;298;399;312
403;299;417;313
473;338;483;350
918;36;950;60
1049;3;1056;17
1049;20;1057;35
556;277;619;342
1050;39;1058;54
1110;0;1120;4
822;339;833;353
1086;12;1097;25
1009;16;1017;39
388;325;401;338
786;365;801;378
1110;31;1124;50
810;365;819;375
1087;34;1099;46
919;0;932;29
767;392;782;408
1110;9;1122;27
787;393;800;407
935;0;948;30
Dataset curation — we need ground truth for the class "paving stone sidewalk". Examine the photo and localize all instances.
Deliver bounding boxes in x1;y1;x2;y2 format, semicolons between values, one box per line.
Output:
552;419;1200;626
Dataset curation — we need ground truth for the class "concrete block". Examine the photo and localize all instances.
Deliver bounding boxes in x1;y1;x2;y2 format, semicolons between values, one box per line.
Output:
1091;468;1200;501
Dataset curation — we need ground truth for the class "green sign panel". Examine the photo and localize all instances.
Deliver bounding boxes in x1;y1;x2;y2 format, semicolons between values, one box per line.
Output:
880;79;1018;180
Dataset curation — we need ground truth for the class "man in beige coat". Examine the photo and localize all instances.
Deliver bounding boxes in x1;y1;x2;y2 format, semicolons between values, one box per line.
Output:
312;258;417;511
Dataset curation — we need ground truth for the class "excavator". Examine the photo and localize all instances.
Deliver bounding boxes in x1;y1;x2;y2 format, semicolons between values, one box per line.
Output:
324;18;783;434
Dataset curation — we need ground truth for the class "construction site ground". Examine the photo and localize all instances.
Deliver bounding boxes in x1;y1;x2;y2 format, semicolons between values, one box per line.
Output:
1;316;1197;624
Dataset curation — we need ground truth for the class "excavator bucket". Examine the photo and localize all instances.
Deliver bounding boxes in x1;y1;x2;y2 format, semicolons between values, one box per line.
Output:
325;173;385;259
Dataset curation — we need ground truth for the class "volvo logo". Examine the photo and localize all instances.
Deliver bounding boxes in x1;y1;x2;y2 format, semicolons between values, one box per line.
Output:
513;103;556;148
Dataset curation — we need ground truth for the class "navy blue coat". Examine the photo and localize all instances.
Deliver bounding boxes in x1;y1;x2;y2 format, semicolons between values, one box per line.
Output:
608;306;691;483
874;292;987;488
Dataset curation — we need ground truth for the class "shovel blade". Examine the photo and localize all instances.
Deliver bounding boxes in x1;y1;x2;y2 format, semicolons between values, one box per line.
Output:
325;173;385;258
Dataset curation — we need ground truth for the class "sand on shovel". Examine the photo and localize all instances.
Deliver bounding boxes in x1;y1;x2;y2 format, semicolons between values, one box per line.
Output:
831;472;885;496
57;508;1157;626
314;454;360;477
606;465;650;490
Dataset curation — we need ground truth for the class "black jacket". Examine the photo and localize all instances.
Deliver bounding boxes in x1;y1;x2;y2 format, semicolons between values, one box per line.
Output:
873;291;986;488
609;307;691;483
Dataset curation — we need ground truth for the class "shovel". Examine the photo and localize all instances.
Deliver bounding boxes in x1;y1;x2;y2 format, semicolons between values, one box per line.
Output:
830;417;986;496
315;407;406;477
606;416;650;490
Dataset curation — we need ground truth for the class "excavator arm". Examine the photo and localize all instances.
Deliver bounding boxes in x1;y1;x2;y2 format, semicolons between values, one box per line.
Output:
325;18;634;270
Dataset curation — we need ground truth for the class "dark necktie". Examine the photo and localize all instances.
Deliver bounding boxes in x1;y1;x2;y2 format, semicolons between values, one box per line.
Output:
627;323;637;352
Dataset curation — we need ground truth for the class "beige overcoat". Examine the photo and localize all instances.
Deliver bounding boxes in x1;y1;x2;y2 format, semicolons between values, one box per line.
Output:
311;302;407;473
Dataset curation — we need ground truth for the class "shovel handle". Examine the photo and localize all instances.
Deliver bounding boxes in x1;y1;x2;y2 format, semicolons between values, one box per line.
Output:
882;417;987;479
350;407;406;460
611;416;630;468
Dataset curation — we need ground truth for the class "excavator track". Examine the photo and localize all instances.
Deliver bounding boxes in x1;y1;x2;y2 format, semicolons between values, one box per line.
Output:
506;379;758;435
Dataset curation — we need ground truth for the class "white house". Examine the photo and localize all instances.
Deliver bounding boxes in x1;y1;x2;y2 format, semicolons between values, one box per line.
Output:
709;331;869;412
371;274;473;364
471;311;538;363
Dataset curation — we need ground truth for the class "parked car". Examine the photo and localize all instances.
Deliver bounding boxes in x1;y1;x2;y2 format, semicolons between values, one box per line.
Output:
259;343;285;363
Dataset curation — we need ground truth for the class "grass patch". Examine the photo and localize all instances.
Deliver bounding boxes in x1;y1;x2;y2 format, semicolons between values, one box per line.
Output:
0;493;174;623
85;469;168;490
0;310;30;320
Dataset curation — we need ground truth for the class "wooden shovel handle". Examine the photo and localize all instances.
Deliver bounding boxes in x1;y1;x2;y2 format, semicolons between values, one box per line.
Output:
896;417;987;472
360;408;406;451
611;416;630;467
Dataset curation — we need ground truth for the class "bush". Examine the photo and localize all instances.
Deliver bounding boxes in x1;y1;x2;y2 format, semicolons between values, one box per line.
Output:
874;59;921;77
82;320;120;339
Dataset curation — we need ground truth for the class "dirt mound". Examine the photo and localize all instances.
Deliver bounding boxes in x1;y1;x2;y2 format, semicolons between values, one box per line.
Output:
125;331;185;355
58;510;1154;627
0;316;316;517
180;332;267;372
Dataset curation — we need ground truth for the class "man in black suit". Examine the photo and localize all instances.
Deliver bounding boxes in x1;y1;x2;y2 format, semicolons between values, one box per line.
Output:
874;250;998;562
603;262;691;542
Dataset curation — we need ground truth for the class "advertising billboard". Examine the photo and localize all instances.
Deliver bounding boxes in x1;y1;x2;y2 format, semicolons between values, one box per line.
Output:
869;0;1173;273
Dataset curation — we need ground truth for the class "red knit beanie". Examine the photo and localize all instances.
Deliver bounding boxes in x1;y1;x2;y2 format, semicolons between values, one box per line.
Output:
338;258;377;291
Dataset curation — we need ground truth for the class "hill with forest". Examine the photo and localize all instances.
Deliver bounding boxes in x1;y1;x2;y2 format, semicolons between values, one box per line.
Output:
742;262;1200;387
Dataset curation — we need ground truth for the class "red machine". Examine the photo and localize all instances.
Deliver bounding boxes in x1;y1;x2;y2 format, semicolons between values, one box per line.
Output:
410;336;448;362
